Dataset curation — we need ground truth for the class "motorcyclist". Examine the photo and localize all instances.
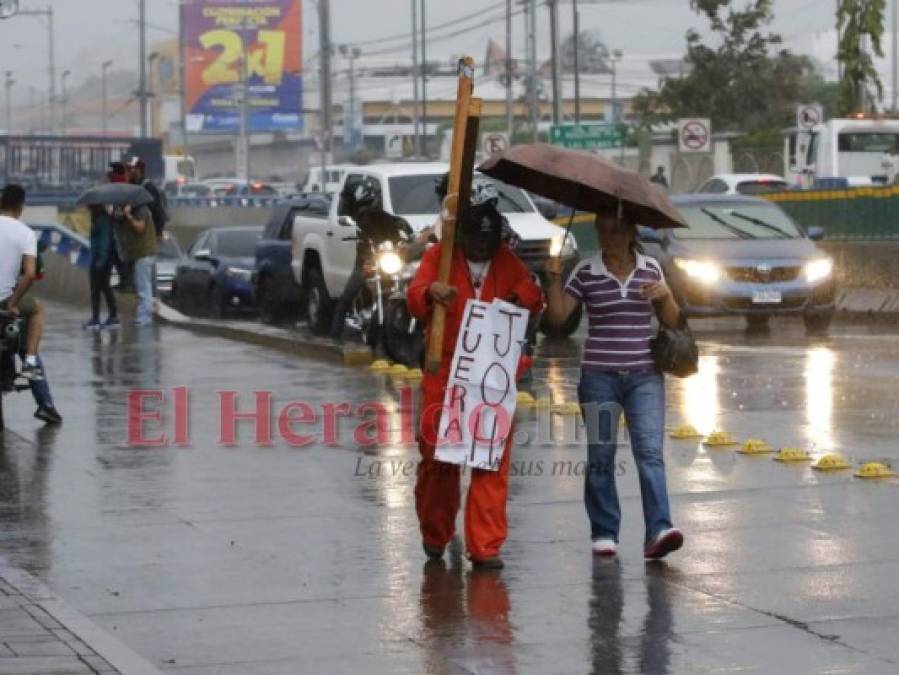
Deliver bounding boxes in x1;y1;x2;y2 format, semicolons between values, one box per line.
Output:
329;177;413;341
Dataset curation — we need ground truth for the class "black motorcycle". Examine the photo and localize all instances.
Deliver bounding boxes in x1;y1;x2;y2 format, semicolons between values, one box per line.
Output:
0;310;30;430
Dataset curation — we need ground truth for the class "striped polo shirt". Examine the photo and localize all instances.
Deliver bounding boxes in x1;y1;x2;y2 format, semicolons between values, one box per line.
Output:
564;252;664;372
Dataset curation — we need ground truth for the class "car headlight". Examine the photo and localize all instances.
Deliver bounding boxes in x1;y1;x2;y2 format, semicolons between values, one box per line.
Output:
550;233;576;257
226;267;253;283
805;258;833;283
378;251;403;275
674;258;722;284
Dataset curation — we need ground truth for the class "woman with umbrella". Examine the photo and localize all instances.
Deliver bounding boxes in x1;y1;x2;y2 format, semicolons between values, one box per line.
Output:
480;144;687;559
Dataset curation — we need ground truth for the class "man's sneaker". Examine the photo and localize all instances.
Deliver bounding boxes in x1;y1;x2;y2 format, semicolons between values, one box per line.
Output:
102;317;121;330
591;539;618;557
423;541;445;560
644;528;684;560
34;405;62;425
471;556;504;570
82;319;101;331
20;362;44;382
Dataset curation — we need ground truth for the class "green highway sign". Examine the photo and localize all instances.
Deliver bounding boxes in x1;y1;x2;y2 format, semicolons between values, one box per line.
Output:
550;123;624;149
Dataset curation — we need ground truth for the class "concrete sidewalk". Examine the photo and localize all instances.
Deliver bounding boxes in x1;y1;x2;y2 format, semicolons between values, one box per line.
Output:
0;432;161;675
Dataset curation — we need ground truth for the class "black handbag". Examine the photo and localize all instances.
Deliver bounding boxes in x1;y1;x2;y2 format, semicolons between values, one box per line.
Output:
651;313;699;378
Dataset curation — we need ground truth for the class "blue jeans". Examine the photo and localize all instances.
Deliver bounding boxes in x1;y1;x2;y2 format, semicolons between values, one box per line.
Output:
577;369;673;543
30;354;53;409
133;256;156;324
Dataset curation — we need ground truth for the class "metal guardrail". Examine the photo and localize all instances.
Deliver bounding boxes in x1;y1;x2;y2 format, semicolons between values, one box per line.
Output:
168;195;284;208
28;222;92;271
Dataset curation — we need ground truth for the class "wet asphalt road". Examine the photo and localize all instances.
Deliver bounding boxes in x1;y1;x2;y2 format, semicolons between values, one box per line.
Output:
1;302;898;674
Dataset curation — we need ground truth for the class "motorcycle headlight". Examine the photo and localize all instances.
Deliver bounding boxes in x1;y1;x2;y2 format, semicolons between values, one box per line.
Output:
378;251;403;275
550;233;576;258
805;258;833;283
674;258;722;285
226;267;254;283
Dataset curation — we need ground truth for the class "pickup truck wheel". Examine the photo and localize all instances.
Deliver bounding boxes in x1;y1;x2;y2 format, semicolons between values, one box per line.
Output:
304;265;332;335
540;303;583;338
256;276;281;324
208;284;227;319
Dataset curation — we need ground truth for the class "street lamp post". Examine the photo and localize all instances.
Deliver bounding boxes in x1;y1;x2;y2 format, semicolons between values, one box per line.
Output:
148;52;160;137
16;6;56;133
236;17;251;181
4;71;14;133
101;60;113;137
60;69;71;135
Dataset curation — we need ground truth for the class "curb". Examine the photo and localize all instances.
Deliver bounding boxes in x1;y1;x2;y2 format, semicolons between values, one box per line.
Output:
0;556;162;675
154;302;374;366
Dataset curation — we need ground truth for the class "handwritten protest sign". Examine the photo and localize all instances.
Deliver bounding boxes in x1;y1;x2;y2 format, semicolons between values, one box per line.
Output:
435;299;530;470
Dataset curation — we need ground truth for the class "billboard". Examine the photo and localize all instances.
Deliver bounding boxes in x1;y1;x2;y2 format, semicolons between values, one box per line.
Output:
182;0;302;133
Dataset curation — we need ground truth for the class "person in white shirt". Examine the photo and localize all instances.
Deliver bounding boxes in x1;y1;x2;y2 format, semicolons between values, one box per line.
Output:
0;185;62;424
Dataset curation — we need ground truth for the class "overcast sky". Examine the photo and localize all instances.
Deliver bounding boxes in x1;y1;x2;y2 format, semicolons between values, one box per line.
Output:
0;0;861;105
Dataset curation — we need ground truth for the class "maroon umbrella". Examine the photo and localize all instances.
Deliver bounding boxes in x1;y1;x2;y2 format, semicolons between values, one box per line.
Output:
479;143;686;229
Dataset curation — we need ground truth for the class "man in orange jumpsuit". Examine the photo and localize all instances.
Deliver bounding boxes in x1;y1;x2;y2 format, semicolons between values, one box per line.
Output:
407;199;543;568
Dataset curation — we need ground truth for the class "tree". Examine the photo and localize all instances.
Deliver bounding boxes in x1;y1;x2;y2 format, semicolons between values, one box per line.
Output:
559;30;611;74
631;0;821;134
837;0;886;113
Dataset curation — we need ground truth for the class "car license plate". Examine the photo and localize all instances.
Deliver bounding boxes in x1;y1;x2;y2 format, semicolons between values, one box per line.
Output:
752;290;782;304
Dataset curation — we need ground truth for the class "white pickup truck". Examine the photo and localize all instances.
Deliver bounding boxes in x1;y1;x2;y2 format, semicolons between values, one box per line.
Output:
290;162;582;336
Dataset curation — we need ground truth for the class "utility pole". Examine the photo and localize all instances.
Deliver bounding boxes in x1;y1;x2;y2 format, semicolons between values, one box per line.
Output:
573;0;580;124
318;0;332;187
411;0;421;156
506;0;513;138
60;69;70;135
237;16;250;180
178;0;189;158
420;0;428;157
18;7;56;133
611;49;622;123
526;0;538;141
892;0;897;111
101;60;113;136
549;0;561;126
340;45;361;150
138;0;148;136
4;71;14;133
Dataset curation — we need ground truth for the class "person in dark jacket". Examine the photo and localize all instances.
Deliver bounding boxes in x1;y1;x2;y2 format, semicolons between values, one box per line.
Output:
83;206;119;330
124;155;168;239
329;177;413;341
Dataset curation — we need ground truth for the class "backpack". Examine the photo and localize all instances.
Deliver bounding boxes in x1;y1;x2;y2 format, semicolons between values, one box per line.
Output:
142;180;169;237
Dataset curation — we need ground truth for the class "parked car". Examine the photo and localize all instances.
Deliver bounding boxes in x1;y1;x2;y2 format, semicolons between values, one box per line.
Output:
638;194;836;334
289;163;582;336
155;231;183;297
163;181;212;198
171;226;262;317
254;194;331;323
696;173;789;196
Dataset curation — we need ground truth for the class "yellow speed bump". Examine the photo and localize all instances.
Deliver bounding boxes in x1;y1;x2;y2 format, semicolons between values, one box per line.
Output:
387;363;409;376
854;462;896;479
535;397;553;410
552;402;582;415
369;359;390;372
737;438;774;455
812;454;852;471
669;424;703;440
516;391;536;408
704;431;738;447
773;447;811;462
403;367;423;380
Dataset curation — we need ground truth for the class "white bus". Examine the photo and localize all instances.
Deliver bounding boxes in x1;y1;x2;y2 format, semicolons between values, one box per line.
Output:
785;117;899;187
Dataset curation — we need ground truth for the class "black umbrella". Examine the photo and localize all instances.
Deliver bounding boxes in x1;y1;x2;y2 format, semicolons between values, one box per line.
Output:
76;183;153;208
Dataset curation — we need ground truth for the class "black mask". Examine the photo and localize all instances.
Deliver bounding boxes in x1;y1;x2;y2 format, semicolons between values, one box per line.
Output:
459;204;503;262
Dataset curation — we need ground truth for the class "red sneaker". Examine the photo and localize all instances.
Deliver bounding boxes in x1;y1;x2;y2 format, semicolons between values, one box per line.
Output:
644;528;684;560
